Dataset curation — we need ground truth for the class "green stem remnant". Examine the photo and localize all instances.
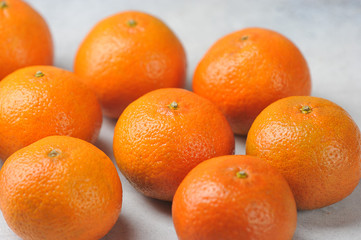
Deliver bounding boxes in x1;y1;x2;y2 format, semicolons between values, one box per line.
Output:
300;105;312;114
236;170;248;179
48;149;60;158
0;1;8;9
241;35;249;41
127;19;137;27
168;101;179;110
35;71;44;77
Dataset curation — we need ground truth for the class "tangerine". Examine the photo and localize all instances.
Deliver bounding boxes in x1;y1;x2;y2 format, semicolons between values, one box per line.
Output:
0;0;53;80
113;88;234;201
172;155;297;240
193;27;311;135
0;136;122;240
74;11;186;118
0;65;102;160
246;96;361;210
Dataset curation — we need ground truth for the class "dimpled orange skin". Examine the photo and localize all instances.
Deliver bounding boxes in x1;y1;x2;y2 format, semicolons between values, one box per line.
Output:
0;65;102;161
0;136;123;240
192;27;311;135
0;0;53;80
113;88;235;201
172;155;297;240
246;96;361;210
74;11;186;118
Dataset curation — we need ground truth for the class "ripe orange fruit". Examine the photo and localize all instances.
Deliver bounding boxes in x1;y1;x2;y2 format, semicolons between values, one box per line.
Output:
74;11;186;118
246;96;361;210
113;88;235;201
193;27;311;135
0;0;53;80
172;155;297;240
0;65;102;161
0;136;122;240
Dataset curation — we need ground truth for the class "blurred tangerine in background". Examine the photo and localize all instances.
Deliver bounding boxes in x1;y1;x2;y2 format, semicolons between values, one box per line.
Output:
74;11;187;118
193;27;311;135
0;0;53;80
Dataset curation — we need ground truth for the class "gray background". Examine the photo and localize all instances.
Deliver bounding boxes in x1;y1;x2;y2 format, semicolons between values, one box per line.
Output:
1;0;361;239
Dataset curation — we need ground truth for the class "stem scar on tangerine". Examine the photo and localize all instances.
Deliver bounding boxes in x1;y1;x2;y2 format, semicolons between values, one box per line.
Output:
168;101;179;110
241;35;249;41
127;19;137;27
35;71;45;77
48;149;60;158
300;105;312;114
0;1;8;9
236;170;248;179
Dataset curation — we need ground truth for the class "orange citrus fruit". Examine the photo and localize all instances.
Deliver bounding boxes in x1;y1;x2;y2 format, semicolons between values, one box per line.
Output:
0;0;53;80
246;96;361;210
193;27;311;135
172;155;297;240
0;65;102;161
74;11;186;118
113;88;235;201
0;136;122;240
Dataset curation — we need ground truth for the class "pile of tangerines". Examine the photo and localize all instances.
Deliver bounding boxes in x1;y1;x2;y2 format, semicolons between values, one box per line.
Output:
1;1;360;239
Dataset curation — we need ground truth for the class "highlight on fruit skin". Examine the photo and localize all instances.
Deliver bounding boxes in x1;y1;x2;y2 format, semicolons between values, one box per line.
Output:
172;155;297;240
246;95;361;210
0;135;123;240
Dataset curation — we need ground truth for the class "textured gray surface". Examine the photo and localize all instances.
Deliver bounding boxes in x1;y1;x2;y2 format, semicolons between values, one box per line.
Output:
1;0;361;239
